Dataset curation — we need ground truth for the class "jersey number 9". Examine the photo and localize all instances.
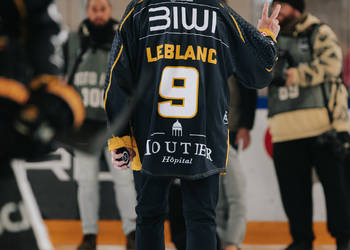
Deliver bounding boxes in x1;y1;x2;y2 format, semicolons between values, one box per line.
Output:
158;66;199;118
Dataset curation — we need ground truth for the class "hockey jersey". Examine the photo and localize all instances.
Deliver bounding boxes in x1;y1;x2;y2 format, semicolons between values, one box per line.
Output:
104;0;278;179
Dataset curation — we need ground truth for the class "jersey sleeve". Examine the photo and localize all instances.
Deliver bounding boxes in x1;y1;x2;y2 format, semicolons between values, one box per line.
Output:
224;6;278;89
104;1;138;151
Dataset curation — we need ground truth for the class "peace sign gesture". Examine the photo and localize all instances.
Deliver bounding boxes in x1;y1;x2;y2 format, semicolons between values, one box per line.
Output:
257;2;281;39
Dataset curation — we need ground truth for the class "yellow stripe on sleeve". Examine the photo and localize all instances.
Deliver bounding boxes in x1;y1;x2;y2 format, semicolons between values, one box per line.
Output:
119;8;135;31
265;57;278;72
104;45;124;110
230;14;245;43
104;6;135;109
225;129;230;168
258;28;277;43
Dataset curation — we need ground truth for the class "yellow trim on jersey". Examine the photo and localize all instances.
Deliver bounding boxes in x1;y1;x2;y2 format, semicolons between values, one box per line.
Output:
265;57;278;72
229;14;245;43
258;28;277;43
104;6;134;109
119;8;135;31
104;45;124;110
225;129;230;168
108;135;142;171
108;135;135;151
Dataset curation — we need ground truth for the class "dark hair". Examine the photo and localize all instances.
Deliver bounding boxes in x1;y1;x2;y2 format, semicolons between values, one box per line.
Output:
86;0;112;8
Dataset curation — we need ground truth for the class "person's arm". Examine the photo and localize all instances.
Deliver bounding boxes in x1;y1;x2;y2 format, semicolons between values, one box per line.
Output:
286;24;343;87
237;84;257;130
224;3;280;89
104;2;138;169
235;84;257;150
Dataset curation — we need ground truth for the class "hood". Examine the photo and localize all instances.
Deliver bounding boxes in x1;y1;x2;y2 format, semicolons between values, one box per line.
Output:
280;13;321;36
294;13;321;34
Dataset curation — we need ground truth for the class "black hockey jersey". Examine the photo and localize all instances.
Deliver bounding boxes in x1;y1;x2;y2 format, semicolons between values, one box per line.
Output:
104;0;278;179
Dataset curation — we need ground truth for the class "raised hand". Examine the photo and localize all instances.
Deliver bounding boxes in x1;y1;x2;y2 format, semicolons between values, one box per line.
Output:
257;2;281;39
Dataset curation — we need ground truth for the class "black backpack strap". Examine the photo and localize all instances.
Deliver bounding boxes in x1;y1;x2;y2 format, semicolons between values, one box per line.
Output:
67;46;89;86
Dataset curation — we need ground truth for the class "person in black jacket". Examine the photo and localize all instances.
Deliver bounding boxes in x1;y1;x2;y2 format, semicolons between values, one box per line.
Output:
105;1;280;249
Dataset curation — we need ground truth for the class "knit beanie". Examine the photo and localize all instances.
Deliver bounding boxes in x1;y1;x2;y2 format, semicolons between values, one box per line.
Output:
272;0;305;13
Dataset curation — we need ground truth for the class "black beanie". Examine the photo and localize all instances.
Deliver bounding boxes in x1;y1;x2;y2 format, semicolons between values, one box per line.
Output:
273;0;305;13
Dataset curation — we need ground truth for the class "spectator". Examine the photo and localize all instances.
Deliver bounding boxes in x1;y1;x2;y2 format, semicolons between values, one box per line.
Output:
64;0;137;249
216;76;257;250
268;0;350;249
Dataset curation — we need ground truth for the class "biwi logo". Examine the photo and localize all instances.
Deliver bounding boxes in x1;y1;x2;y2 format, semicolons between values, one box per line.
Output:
149;6;217;33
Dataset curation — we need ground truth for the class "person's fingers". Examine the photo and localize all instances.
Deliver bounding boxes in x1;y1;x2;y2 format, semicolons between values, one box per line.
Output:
127;148;136;158
111;151;117;161
112;161;122;168
286;72;293;86
261;2;269;20
245;135;251;149
270;4;281;20
272;20;279;31
113;161;129;169
243;141;249;150
118;164;130;170
111;148;135;170
114;153;124;160
257;19;262;29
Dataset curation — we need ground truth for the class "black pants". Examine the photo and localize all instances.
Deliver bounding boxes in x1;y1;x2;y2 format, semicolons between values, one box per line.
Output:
273;137;350;243
168;180;222;250
133;171;219;250
168;181;187;250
